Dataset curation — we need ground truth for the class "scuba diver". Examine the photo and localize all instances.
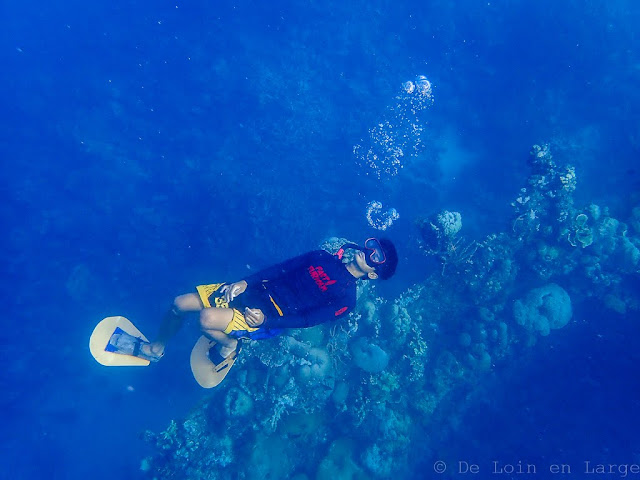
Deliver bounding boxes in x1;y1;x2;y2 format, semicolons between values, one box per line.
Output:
140;238;398;367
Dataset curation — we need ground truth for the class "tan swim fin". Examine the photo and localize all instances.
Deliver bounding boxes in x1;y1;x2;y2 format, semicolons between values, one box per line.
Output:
190;336;240;388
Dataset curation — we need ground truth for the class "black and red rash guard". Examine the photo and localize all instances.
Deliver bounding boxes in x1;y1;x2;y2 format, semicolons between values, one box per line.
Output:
241;250;357;329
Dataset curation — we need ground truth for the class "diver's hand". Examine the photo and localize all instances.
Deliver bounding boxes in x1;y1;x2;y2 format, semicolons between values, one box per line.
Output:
244;308;265;327
221;281;247;302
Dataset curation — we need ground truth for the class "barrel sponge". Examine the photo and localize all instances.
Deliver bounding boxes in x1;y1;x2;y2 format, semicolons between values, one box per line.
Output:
350;337;389;373
513;283;572;336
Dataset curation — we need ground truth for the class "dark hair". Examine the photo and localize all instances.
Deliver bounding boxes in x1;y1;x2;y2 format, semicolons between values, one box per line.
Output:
376;238;398;280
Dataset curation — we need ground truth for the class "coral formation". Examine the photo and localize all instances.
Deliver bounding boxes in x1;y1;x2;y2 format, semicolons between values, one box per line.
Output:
567;213;594;247
513;284;573;336
417;209;477;275
141;145;639;480
350;337;389;373
438;210;462;237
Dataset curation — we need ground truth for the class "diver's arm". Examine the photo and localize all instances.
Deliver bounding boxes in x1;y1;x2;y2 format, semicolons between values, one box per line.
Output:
223;251;328;302
242;250;327;287
263;303;353;329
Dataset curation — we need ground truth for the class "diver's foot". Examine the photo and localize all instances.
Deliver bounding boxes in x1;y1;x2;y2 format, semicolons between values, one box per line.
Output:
110;333;137;353
207;339;242;367
139;342;165;362
217;339;238;359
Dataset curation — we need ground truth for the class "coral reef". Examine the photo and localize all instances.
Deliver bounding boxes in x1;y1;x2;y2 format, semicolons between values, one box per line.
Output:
141;145;639;479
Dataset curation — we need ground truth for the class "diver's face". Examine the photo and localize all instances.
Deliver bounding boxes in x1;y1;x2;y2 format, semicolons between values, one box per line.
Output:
355;250;376;275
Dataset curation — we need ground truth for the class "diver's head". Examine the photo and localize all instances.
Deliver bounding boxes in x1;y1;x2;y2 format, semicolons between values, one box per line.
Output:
339;238;398;280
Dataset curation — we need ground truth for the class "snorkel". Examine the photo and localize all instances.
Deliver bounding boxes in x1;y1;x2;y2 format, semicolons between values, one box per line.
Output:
336;238;386;268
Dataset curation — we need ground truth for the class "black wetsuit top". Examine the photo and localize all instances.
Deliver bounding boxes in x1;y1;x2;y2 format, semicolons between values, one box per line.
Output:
240;250;357;330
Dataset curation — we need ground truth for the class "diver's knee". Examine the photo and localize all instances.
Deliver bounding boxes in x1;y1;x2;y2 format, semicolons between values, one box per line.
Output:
200;308;224;331
200;305;235;331
173;293;203;313
199;311;211;330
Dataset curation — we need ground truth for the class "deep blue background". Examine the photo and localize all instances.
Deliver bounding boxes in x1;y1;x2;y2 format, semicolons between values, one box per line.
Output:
1;0;639;478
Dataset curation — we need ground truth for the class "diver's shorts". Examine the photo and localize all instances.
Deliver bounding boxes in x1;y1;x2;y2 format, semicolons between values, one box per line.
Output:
195;283;280;340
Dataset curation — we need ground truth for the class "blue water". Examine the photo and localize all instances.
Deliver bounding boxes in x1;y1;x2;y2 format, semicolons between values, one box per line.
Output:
2;0;639;478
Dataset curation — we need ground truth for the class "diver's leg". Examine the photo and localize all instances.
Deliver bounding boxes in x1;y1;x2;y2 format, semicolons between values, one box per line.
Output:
158;294;203;343
200;308;238;357
144;293;204;359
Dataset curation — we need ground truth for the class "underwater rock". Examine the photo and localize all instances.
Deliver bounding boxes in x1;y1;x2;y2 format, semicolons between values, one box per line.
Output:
279;410;325;439
361;444;393;477
350;337;389;373
513;283;572;336
317;438;366;480
224;387;253;418
248;434;295;480
331;381;349;410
